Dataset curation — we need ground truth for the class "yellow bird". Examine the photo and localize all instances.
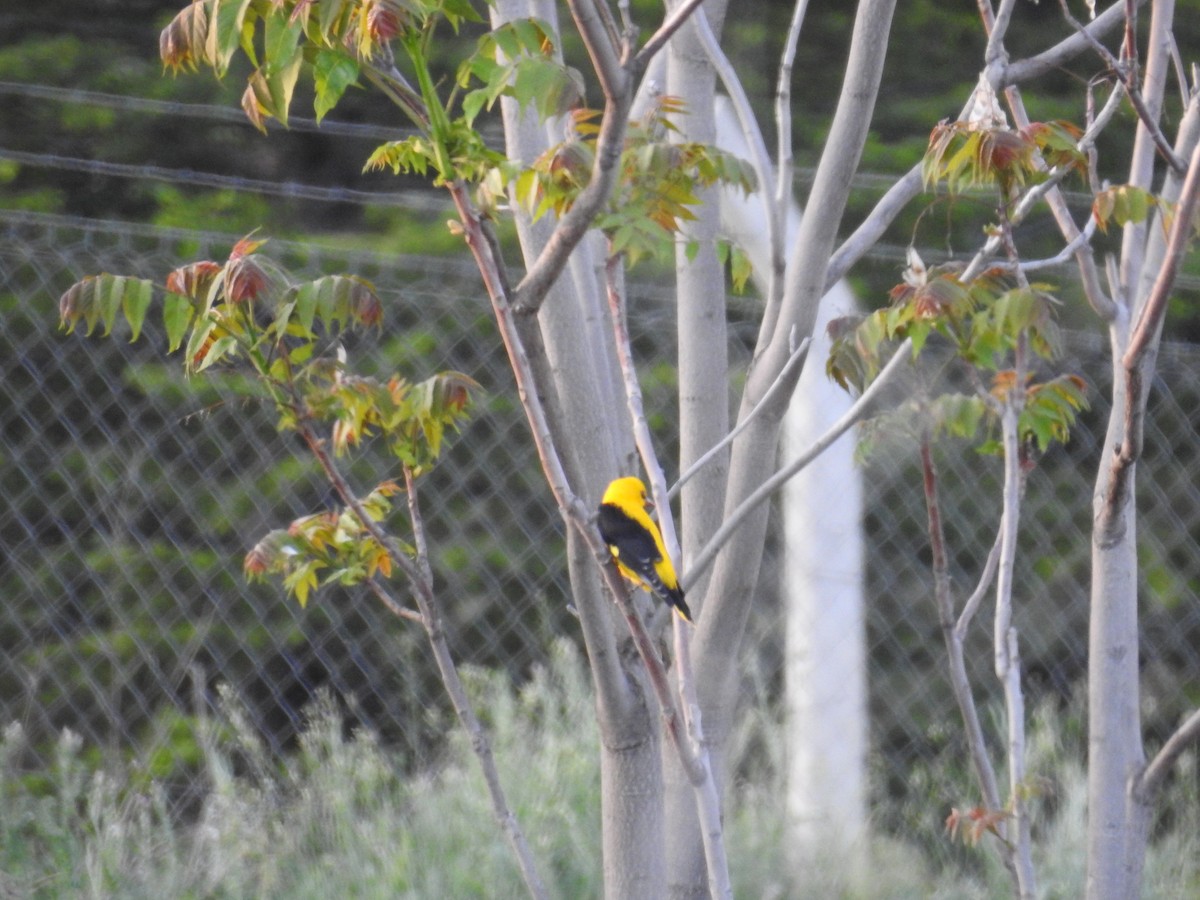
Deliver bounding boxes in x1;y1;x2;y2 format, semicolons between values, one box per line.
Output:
597;476;693;623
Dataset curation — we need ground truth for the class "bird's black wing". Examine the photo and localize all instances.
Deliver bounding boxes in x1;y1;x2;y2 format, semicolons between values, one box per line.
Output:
597;503;659;569
597;503;692;622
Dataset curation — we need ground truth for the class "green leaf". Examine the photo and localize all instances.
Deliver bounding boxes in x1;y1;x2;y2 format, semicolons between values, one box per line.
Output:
194;334;239;372
59;274;154;339
97;274;124;336
313;50;359;121
122;277;154;342
318;0;356;40
729;246;753;294
285;558;324;608
206;0;254;76
164;292;194;353
184;316;218;372
932;393;986;441
258;10;304;125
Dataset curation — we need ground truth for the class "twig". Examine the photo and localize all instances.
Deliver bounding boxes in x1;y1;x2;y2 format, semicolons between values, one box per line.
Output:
1016;216;1100;273
360;60;430;130
775;0;812;280
921;438;1009;864
296;414;547;899
682;337;911;593
633;0;708;70
1136;707;1200;800
603;248;733;897
510;0;636;316
670;336;810;500
1056;0;1186;173
994;393;1037;900
826;164;925;292
984;0;1020;68
364;577;424;624
956;534;1003;642
1001;1;1143;87
403;468;550;900
566;0;625;101
1106;137;1200;521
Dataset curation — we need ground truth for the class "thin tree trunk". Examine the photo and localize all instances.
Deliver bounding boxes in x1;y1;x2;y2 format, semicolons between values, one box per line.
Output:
1086;25;1199;888
663;1;731;893
1087;319;1150;899
489;3;664;893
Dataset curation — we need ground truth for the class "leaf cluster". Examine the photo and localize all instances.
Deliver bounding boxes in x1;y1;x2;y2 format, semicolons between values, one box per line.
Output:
60;237;478;607
297;365;478;472
244;481;408;606
514;97;757;265
160;0;485;136
924;119;1086;196
828;254;1087;455
456;17;584;126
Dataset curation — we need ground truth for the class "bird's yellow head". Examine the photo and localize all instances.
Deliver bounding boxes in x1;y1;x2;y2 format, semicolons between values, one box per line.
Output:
602;476;649;509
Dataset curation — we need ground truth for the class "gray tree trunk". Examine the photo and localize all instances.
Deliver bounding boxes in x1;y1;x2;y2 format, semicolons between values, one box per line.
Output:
492;3;664;895
663;2;732;892
1086;12;1198;887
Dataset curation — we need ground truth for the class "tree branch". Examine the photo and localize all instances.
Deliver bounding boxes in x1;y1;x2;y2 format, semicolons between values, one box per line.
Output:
295;415;547;899
1106;137;1200;518
765;0;895;365
670;337;809;501
690;5;782;308
1136;707;1200;800
1000;1;1146;87
956;532;1003;643
682;337;910;592
775;0;813;292
984;0;1020;68
921;438;1009;861
604;252;733;898
364;577;424;624
566;0;626;101
512;93;633;314
1056;0;1186;173
360;59;430;130
993;390;1038;900
602;253;732;850
633;0;708;70
402;468;551;900
826;164;924;292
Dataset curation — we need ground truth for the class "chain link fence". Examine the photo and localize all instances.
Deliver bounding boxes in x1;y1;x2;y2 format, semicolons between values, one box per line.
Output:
3;208;1199;819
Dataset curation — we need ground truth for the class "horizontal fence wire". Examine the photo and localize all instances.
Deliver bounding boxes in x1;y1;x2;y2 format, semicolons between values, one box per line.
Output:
2;208;1199;820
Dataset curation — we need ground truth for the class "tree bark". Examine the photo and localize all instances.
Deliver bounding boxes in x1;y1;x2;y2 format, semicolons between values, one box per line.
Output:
491;3;664;895
662;1;732;893
690;0;897;805
1086;18;1199;890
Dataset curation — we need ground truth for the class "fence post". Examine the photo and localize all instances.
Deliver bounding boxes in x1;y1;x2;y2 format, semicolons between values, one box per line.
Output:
781;282;867;870
711;95;868;871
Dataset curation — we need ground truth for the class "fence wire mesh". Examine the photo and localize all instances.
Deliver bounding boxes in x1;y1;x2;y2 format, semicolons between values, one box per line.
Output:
3;208;1199;818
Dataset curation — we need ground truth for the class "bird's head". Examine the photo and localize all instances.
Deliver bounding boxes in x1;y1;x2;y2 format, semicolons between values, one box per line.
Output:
602;476;651;510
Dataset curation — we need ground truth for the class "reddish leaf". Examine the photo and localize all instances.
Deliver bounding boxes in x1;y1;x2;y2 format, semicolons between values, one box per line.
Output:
160;1;210;73
365;0;403;42
241;80;268;134
225;255;270;304
166;260;221;301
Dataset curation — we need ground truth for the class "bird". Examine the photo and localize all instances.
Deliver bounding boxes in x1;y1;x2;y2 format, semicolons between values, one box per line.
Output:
597;476;693;623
